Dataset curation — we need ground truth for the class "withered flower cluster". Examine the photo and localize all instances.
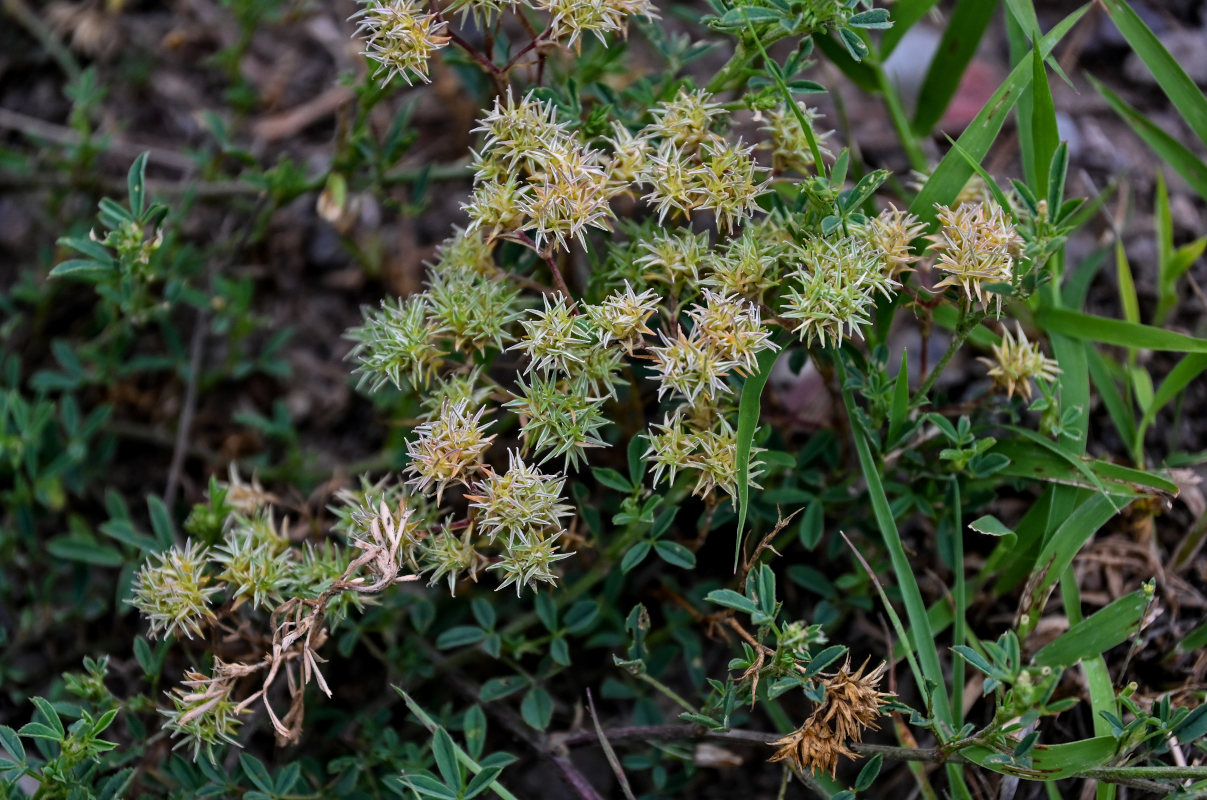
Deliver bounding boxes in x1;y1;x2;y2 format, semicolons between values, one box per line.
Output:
768;659;894;777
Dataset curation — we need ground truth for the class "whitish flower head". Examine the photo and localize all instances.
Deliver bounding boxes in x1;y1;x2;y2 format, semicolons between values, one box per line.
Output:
350;499;425;584
978;323;1061;401
761;102;833;174
533;0;659;49
490;532;574;595
690;138;769;234
928;201;1024;315
687;290;778;372
405;399;496;502
644;413;697;487
648;88;725;151
467;451;573;544
635;228;711;286
218;464;277;515
129;539;219;641
352;0;450;86
330;475;410;541
212;513;294;611
160;665;246;763
686;421;762;502
782;237;896;348
570;343;626;399
605;121;653;187
584;282;660;350
473;91;573;172
640;140;698;223
421;529;478;595
504;374;609;469
702;225;788;301
427;269;524;353
347;294;446;391
858;205;926;278
463;174;531;238
521;148;615;251
512;294;592;374
648;327;739;406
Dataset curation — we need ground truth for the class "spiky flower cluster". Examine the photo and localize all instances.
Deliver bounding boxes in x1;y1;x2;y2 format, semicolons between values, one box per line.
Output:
532;0;658;48
347;295;446;391
347;230;524;392
858;204;927;278
979;323;1061;401
129;539;219;640
929;200;1025;315
159;665;246;762
700;220;789;300
212;513;294;611
466;92;617;250
584;283;659;350
405;400;496;502
782;236;896;347
351;0;450;86
465;452;575;593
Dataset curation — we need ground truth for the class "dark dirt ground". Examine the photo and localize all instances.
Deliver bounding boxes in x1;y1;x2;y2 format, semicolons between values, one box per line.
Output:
2;1;1207;798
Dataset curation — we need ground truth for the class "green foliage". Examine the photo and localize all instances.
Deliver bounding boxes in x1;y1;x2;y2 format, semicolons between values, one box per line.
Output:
3;0;1206;797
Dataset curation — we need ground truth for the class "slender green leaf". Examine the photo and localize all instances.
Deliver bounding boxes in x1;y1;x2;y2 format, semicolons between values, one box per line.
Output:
1100;0;1207;148
128;152;149;217
734;346;780;569
705;589;758;615
240;754;274;794
436;626;486;649
396;689;522;800
1028;25;1059;199
1020;494;1129;635
653;540;696;569
432;728;460;788
910;5;1089;223
1037;307;1207;353
0;726;25;763
912;0;1000;136
1033;591;1147;667
1090;75;1207;202
1114;241;1140;325
838;360;952;727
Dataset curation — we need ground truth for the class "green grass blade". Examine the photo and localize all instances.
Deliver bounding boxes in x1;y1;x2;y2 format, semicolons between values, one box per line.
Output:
837;358;954;730
1085;347;1139;463
911;0;1000;136
1018;493;1129;638
1090;75;1207;202
1027;26;1059;200
1114;241;1141;325
909;5;1090;223
1100;0;1207;148
733;346;780;570
1036;307;1207;352
1135;353;1207;458
1033;590;1147;668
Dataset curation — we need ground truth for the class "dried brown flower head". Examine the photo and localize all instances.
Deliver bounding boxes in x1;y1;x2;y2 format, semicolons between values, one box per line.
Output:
767;720;855;778
813;658;894;743
766;658;893;777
